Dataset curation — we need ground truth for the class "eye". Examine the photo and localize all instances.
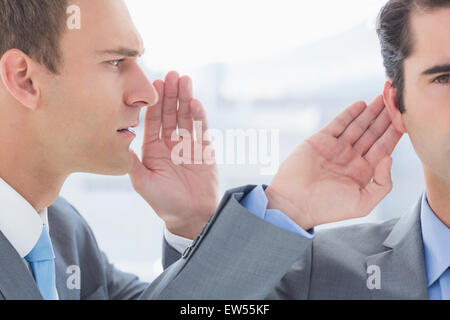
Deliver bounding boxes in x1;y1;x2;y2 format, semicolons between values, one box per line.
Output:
108;59;124;68
434;74;450;84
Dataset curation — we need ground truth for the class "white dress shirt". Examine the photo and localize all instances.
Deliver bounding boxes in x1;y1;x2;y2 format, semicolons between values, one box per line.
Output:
0;178;48;258
0;177;58;299
164;227;193;254
0;177;192;286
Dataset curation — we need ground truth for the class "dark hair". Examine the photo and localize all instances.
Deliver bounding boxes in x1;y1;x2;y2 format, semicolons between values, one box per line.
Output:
0;0;69;74
376;0;450;113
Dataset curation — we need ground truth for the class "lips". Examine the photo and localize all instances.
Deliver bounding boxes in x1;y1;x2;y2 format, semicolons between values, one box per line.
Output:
117;122;139;134
117;127;136;134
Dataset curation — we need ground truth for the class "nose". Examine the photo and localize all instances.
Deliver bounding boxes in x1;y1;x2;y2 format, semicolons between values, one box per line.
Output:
124;64;159;108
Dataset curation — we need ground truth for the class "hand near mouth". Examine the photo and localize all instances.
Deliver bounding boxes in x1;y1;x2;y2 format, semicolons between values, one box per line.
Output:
128;71;219;240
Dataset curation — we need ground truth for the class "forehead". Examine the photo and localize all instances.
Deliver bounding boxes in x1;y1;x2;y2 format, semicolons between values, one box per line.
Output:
408;7;450;64
62;0;143;56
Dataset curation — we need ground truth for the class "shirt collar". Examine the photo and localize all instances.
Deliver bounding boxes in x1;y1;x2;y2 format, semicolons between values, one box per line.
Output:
0;177;48;258
420;191;450;287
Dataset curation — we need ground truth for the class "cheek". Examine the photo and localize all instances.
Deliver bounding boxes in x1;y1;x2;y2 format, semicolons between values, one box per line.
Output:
414;85;450;147
425;78;450;102
403;104;449;174
45;66;126;152
65;76;122;134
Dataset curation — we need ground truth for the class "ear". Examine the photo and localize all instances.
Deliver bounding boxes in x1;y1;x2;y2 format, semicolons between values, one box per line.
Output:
0;49;41;111
382;78;407;134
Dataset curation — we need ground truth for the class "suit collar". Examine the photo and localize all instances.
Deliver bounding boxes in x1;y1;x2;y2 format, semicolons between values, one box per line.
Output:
0;177;47;258
382;196;423;249
420;192;450;287
47;205;80;300
0;231;43;300
0;208;81;300
366;195;429;299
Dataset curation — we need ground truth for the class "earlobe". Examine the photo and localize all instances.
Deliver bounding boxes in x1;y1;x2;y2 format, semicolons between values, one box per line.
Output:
0;49;40;111
382;79;407;134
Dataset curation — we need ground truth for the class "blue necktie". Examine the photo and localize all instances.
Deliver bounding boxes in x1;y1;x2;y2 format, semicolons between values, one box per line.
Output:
24;225;58;300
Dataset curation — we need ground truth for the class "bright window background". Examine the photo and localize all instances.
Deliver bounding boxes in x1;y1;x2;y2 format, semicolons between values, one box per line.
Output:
60;0;425;282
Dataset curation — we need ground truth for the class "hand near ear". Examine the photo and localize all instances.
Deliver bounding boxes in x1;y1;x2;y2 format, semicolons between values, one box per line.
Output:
266;95;404;230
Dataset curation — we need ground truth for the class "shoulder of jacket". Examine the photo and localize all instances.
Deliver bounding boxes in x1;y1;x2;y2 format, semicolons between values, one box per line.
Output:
48;196;96;238
314;217;399;255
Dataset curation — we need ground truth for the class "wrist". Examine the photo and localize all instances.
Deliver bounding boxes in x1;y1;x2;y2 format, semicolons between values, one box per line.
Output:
165;217;208;240
265;185;314;230
159;201;218;240
164;227;194;253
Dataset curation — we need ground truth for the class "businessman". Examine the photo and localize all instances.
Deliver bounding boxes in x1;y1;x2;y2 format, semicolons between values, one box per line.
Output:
0;0;401;300
142;0;449;300
0;0;221;299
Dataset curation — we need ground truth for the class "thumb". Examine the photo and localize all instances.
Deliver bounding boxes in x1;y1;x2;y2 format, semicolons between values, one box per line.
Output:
128;149;150;189
360;156;393;214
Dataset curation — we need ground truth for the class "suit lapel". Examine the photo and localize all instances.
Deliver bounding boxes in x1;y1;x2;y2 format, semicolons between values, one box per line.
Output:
48;206;80;300
365;196;429;299
54;256;79;300
0;231;43;300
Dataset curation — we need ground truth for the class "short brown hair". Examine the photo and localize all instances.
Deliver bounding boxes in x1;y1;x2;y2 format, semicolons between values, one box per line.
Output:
0;0;69;73
376;0;450;113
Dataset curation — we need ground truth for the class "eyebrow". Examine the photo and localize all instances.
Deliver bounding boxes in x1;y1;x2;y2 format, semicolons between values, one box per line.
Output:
422;64;450;75
96;47;145;58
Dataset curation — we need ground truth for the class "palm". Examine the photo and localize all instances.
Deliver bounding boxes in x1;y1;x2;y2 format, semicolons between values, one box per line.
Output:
129;72;219;239
141;138;218;221
268;96;403;229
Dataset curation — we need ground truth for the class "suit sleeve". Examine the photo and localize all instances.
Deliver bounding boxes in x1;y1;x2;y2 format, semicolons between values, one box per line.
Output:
139;185;313;300
162;236;182;269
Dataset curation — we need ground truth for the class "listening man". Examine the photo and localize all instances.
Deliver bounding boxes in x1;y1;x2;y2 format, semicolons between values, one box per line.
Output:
142;0;449;300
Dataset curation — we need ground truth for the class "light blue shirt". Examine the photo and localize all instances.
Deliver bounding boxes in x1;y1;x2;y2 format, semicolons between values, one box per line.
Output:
241;185;449;300
420;192;450;300
240;185;314;239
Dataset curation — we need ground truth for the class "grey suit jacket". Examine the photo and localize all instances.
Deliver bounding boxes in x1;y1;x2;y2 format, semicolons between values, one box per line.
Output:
0;197;157;300
0;185;429;300
141;185;429;300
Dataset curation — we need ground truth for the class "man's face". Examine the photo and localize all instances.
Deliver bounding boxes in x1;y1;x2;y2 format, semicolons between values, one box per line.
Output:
38;0;157;175
402;7;450;183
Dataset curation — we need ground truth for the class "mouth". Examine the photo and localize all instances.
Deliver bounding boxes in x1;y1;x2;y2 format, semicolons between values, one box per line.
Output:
117;123;139;138
117;127;136;134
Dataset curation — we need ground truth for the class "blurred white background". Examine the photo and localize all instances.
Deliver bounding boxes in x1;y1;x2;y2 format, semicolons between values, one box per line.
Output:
59;0;425;282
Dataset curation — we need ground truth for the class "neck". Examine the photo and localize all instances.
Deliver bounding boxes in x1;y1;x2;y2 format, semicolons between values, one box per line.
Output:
423;166;450;228
0;132;69;214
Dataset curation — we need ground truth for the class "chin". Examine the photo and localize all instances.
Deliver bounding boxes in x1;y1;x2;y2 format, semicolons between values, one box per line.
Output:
88;153;133;176
110;157;133;176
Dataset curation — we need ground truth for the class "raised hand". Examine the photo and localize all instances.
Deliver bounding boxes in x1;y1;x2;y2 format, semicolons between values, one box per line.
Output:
129;71;219;239
265;95;403;230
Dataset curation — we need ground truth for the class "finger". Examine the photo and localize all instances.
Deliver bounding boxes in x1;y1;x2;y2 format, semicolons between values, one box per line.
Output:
162;71;180;145
353;108;391;156
191;99;213;164
338;95;385;145
364;124;403;170
321;100;367;137
191;98;210;143
359;156;393;216
144;80;164;145
128;149;152;190
177;76;193;133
